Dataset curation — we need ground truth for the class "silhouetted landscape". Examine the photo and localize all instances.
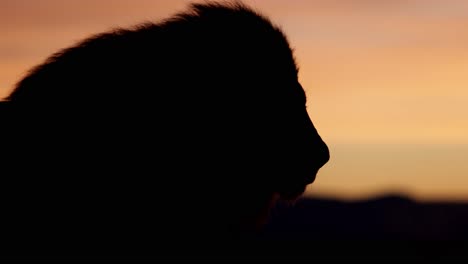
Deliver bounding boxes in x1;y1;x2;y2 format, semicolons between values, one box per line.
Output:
259;194;468;260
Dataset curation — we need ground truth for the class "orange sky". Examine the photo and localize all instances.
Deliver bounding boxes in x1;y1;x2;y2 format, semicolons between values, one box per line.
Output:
1;0;467;201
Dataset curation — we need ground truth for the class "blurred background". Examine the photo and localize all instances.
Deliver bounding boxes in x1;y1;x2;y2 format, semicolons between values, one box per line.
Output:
2;0;467;203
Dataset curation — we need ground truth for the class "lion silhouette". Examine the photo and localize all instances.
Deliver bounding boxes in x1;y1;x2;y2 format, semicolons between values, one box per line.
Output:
1;1;329;260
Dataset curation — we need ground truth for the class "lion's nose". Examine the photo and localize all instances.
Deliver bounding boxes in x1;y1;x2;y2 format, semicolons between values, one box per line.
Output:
315;137;330;170
305;116;330;172
303;135;329;185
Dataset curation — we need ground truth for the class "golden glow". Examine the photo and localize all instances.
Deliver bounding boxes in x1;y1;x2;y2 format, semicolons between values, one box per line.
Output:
1;0;468;201
306;143;468;202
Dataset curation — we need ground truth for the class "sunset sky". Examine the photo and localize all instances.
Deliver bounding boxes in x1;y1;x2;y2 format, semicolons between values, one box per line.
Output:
1;0;467;201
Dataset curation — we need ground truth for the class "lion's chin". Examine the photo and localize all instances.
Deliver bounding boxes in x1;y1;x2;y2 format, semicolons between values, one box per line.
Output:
277;184;307;201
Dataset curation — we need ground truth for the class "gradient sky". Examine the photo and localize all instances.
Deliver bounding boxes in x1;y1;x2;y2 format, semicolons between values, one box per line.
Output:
1;0;467;201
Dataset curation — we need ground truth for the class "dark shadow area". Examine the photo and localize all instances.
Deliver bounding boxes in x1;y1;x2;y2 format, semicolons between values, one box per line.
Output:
261;194;468;260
